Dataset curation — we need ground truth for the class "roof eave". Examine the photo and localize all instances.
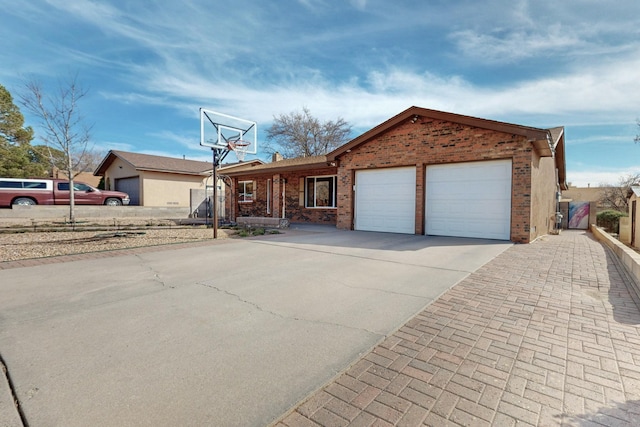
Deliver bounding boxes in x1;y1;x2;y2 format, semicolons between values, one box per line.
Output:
135;167;211;176
94;151;116;176
552;128;568;191
224;161;335;177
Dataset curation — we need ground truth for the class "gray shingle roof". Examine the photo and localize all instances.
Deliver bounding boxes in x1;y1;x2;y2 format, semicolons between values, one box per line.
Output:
95;150;212;176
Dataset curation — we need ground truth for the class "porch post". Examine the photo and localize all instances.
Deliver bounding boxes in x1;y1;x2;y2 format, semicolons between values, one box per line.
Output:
273;174;282;219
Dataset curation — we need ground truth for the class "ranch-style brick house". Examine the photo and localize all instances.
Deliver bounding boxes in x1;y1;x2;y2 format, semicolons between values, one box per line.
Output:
225;106;567;243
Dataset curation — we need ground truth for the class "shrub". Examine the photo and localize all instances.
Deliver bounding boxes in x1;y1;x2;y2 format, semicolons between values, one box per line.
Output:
237;227;266;237
596;210;627;234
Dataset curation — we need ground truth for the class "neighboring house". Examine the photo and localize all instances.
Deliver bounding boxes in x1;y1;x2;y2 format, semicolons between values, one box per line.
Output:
628;186;640;248
561;185;606;210
225;106;567;243
94;150;262;208
51;167;101;188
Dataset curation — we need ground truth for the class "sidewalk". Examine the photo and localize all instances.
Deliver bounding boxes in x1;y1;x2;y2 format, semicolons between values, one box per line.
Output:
275;230;640;426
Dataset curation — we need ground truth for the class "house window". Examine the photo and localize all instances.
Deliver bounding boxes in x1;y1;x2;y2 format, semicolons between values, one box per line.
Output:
306;176;336;208
238;180;254;202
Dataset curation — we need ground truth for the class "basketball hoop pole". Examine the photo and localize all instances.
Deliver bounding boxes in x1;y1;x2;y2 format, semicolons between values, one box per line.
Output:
210;145;233;239
212;148;218;239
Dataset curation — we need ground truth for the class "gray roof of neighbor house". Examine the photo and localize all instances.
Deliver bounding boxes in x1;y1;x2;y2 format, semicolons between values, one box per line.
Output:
95;150;212;176
94;150;263;177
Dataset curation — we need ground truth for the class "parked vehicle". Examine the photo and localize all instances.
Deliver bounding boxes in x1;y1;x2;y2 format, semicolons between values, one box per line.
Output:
0;178;130;207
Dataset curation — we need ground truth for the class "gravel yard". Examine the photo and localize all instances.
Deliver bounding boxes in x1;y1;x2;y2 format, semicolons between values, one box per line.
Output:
0;227;231;262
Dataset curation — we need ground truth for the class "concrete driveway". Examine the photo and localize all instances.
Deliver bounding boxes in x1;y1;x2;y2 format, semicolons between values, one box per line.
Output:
0;228;511;426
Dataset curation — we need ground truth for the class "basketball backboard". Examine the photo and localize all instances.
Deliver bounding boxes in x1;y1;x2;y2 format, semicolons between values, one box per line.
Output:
200;108;257;155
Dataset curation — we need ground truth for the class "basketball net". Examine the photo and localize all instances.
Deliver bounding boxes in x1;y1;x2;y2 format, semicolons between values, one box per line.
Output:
227;139;250;162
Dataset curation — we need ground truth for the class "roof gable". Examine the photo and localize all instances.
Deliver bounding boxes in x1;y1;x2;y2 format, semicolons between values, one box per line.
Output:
327;106;553;160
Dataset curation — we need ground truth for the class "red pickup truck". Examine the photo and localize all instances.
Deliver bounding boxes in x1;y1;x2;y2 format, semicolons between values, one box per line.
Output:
0;178;130;207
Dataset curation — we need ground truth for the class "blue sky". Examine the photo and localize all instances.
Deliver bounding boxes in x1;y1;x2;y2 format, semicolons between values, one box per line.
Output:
1;0;639;187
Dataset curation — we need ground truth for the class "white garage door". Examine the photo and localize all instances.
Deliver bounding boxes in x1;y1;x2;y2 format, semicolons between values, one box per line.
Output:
355;167;416;234
426;160;512;240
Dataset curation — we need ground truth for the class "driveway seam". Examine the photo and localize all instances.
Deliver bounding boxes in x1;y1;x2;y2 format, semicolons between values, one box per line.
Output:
0;353;27;427
196;281;385;338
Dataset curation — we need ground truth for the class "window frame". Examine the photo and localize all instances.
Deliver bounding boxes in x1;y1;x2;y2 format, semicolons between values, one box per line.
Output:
266;179;271;214
305;175;337;209
237;180;254;203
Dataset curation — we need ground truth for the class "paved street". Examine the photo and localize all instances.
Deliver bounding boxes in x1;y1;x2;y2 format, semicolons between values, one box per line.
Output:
276;230;640;426
0;229;510;427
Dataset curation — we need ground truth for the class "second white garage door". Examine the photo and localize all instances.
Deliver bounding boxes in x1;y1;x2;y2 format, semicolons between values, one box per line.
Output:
426;160;512;240
355;167;416;234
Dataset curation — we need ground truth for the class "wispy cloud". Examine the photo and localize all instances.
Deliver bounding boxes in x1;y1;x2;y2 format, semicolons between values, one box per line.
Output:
121;49;640;130
147;130;197;150
450;27;582;64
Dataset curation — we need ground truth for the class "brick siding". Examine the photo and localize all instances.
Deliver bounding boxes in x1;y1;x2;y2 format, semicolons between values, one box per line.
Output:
228;167;338;225
335;117;539;243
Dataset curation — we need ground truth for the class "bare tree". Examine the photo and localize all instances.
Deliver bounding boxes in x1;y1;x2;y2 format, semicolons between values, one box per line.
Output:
20;75;93;223
265;107;352;158
599;173;640;212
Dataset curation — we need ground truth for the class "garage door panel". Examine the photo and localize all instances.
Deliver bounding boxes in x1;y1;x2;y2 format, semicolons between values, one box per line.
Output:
115;177;140;206
426;160;511;240
355;168;415;234
431;218;509;239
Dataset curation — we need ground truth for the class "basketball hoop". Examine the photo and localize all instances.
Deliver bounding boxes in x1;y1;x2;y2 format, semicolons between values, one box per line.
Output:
227;139;251;161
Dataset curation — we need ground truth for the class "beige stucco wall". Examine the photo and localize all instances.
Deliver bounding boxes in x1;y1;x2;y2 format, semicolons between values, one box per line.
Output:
629;195;640;249
102;158;139;191
140;171;207;207
620;217;631;245
529;152;558;241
